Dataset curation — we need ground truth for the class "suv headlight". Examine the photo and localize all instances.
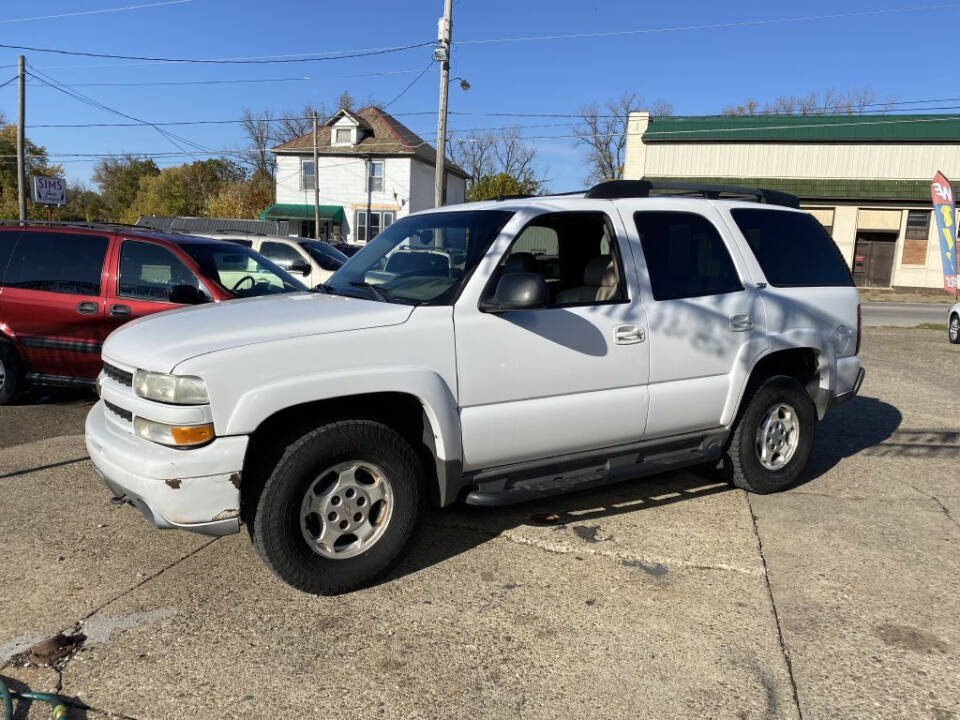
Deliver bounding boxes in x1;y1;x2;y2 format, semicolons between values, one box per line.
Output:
133;370;209;405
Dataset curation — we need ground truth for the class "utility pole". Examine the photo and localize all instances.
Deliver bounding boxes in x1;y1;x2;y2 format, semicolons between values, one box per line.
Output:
312;111;320;240
433;0;452;208
17;55;26;224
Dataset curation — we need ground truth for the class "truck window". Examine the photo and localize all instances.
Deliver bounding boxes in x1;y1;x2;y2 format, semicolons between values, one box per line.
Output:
633;212;742;301
730;209;854;288
4;231;108;296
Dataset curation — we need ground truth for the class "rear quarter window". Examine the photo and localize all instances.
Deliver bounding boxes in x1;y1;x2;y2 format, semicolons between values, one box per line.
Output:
731;209;854;288
0;230;18;283
4;231;109;295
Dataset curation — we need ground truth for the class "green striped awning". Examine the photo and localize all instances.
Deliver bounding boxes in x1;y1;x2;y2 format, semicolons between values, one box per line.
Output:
258;203;344;223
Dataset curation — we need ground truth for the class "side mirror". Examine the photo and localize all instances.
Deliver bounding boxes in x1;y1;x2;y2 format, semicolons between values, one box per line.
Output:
479;272;550;313
168;284;204;305
289;261;311;275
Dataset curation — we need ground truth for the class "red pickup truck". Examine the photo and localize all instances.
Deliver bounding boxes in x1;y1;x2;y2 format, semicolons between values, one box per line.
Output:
0;223;307;404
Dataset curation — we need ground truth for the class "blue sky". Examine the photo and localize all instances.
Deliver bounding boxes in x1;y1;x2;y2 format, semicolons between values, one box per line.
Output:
0;0;953;192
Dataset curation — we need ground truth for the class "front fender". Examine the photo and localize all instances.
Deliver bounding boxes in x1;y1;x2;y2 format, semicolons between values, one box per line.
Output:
222;365;462;466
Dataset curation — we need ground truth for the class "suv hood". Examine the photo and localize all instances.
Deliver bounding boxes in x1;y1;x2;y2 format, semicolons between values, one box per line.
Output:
103;292;413;373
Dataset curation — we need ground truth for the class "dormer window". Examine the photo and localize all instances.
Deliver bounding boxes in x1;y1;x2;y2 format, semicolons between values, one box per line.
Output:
335;128;352;145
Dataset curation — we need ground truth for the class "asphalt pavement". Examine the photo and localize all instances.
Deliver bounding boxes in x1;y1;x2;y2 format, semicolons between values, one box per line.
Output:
861;301;954;327
1;327;958;719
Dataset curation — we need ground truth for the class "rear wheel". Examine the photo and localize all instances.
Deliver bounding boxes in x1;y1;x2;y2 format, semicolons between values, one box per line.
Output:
949;313;960;344
724;375;815;494
0;342;24;405
251;420;423;595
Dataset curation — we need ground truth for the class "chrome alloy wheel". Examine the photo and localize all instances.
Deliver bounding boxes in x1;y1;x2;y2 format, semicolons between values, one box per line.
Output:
950;315;959;342
299;461;394;560
755;403;800;471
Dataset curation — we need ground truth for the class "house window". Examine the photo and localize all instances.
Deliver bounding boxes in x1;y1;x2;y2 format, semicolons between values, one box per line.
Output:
301;160;315;191
903;209;931;265
335;128;352;145
355;210;395;243
367;161;384;192
905;210;931;239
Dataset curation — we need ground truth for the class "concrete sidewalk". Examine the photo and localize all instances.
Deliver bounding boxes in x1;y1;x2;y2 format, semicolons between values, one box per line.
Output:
1;328;958;719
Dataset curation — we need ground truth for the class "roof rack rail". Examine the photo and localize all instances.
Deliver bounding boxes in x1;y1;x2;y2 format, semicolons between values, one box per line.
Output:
494;194;534;201
0;219;146;231
583;180;799;208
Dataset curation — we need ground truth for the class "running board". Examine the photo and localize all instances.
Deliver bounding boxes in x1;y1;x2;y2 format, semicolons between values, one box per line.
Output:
463;431;727;506
26;372;97;388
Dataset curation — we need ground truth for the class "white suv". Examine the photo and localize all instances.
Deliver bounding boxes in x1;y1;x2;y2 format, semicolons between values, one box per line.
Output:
86;181;864;594
201;233;347;288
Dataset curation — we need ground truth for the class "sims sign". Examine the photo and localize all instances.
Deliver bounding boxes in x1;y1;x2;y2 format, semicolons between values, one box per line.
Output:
30;176;66;206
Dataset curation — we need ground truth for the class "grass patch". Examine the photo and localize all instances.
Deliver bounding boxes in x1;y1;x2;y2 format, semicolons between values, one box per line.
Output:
913;323;947;331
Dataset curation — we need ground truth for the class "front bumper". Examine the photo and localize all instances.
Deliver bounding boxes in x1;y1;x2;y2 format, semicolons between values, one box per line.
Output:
85;401;247;536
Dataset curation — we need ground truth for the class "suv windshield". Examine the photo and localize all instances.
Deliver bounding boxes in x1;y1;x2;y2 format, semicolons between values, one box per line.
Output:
325;210;514;305
179;242;307;297
300;241;348;271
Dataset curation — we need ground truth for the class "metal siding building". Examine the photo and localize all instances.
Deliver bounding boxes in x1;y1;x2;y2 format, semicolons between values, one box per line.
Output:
623;112;960;289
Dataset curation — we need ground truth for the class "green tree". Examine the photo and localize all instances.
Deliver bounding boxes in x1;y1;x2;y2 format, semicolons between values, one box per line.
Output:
206;169;274;218
466;173;537;202
53;183;108;222
0;123;64;219
92;155;160;219
126;158;249;221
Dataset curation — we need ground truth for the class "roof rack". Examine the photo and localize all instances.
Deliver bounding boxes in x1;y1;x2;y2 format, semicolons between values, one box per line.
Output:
583;180;799;208
0;219;146;231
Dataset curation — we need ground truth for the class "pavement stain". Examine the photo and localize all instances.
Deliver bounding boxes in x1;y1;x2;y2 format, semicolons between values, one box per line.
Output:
621;559;669;577
571;525;602;543
874;623;950;654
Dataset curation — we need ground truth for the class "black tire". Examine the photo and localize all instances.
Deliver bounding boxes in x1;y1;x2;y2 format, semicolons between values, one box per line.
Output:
949;313;960;344
0;341;24;405
251;420;423;595
724;375;816;495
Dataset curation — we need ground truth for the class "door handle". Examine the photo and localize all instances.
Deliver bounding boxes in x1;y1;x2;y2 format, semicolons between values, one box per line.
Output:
109;304;131;318
76;301;98;315
614;324;645;344
729;313;754;332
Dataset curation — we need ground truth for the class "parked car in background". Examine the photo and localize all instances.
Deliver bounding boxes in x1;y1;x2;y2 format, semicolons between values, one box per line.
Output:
0;223;306;403
949;301;960;343
331;242;364;257
199;232;347;287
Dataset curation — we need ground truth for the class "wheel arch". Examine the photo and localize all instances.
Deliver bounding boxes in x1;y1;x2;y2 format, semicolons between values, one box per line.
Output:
723;345;828;425
237;384;464;523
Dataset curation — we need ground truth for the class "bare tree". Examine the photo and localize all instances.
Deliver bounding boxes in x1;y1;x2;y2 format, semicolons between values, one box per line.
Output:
650;99;674;118
241;108;276;177
450;127;548;196
274;103;325;145
574;92;641;183
724;87;893;116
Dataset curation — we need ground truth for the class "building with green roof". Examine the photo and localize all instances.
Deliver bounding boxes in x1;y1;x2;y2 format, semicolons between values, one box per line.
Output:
624;111;960;290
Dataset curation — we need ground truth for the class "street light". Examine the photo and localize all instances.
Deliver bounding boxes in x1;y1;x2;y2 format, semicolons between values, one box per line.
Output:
450;76;470;91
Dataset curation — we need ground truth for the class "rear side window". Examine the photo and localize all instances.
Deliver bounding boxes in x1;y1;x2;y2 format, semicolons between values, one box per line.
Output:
4;231;108;295
261;241;305;269
731;209;854;288
633;212;743;301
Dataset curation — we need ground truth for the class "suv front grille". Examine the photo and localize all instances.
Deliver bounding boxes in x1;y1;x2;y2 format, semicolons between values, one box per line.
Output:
104;399;133;423
103;362;133;387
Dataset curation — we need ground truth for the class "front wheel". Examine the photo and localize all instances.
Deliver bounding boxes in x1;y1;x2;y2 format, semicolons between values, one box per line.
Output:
724;375;816;494
949;313;960;344
251;420;423;595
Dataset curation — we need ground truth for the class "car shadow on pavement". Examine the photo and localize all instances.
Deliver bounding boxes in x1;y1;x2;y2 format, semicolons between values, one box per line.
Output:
386;394;904;584
0;674;89;720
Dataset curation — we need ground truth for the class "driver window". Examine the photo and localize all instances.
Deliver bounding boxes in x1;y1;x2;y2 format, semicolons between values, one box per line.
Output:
118;240;201;302
498;212;626;307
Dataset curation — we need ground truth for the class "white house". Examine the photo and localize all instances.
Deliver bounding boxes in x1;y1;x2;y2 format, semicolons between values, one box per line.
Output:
261;106;469;244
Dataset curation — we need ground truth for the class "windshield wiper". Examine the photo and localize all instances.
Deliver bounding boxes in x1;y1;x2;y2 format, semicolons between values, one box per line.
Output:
348;281;392;302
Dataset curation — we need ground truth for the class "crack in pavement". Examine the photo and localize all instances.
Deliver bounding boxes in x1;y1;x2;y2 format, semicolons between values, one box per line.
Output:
1;536;220;715
425;520;762;576
745;494;804;720
902;482;959;530
0;456;90;480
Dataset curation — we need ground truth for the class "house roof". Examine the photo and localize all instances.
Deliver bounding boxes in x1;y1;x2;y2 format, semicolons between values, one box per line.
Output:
642;114;960;143
272;106;469;178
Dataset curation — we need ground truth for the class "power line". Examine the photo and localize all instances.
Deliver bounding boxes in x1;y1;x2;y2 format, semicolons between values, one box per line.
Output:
454;3;960;45
29;76;313;88
0;75;17;90
0;40;434;65
0;0;191;25
381;59;435;109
